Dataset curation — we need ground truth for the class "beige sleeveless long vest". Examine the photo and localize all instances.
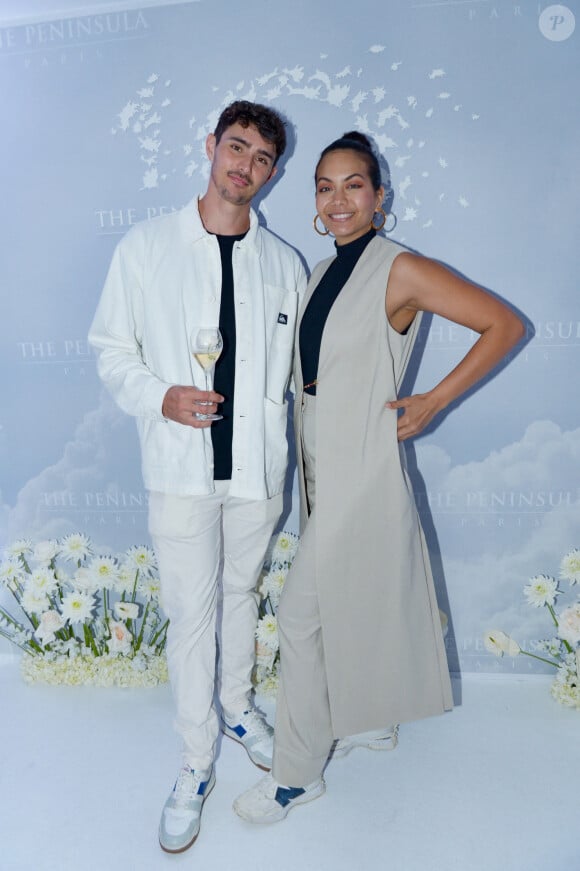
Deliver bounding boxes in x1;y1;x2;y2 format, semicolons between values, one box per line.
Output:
294;235;453;736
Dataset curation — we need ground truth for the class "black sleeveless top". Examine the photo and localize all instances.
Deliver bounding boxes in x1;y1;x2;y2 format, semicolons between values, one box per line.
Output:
299;228;376;395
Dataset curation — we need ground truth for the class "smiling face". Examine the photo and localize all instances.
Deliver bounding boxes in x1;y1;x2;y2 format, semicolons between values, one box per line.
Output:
315;149;384;245
205;121;277;207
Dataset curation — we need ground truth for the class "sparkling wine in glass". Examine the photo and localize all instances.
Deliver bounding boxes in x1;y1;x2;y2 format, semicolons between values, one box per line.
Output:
191;327;223;421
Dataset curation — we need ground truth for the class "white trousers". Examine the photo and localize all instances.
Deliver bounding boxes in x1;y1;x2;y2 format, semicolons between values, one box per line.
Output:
273;393;335;786
149;482;282;769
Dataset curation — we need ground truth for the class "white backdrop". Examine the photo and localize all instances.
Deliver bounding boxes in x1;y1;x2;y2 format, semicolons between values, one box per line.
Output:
1;0;579;673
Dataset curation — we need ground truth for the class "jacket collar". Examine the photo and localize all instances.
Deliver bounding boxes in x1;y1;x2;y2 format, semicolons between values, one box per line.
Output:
181;195;262;253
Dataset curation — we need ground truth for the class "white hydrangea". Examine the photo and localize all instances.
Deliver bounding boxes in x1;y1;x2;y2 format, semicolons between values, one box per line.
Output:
550;653;580;709
537;637;564;658
254;670;280;698
20;653;168;687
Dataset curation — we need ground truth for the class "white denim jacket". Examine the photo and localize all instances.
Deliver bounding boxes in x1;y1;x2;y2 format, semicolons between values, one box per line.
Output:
88;197;306;499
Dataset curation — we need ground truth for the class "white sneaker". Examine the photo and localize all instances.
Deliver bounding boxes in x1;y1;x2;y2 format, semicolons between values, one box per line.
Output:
158;765;215;853
233;773;325;823
332;726;399;759
222;707;273;771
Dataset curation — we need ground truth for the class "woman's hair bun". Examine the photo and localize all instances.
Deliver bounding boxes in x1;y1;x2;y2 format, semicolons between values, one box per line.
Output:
341;131;373;150
316;129;383;192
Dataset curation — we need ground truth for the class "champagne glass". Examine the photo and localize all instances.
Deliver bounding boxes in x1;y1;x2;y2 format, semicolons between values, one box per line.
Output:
191;327;223;421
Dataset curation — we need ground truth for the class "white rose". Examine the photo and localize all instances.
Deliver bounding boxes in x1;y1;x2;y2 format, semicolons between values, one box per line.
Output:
36;610;66;645
558;604;580;647
33;540;59;565
255;642;276;670
108;620;133;655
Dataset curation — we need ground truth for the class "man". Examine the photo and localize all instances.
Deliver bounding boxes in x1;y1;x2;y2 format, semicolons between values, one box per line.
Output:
89;101;306;853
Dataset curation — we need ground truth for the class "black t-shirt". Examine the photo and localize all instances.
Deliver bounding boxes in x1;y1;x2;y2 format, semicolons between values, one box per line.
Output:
211;232;246;480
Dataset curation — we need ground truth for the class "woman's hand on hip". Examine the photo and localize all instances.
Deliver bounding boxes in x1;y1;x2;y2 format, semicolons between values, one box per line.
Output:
386;393;441;441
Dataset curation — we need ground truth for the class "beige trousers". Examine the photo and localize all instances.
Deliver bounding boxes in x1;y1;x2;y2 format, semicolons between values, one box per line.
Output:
273;393;335;786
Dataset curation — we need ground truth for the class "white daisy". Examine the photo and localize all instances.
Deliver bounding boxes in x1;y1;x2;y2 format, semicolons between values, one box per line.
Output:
124;545;157;574
0;559;24;586
255;614;278;651
523;575;559;608
261;570;287;605
61;590;96;624
560;548;580;585
87;556;119;590
5;539;33;559
138;576;161;600
60;533;93;563
30;568;59;597
271;531;299;566
115;563;138;595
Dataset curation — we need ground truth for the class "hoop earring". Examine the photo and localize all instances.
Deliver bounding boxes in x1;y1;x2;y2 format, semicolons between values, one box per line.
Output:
313;215;329;236
384;212;397;233
370;208;387;232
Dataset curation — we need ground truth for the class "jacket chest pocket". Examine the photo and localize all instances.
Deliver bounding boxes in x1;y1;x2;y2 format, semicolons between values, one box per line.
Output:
265;286;298;404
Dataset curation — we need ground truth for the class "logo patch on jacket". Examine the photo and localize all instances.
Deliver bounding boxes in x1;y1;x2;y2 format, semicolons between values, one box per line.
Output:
277;312;288;325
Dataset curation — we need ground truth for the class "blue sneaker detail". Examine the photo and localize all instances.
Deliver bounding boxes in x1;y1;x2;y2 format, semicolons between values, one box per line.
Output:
222;708;273;770
158;765;215;854
233;773;325;823
274;786;306;807
231;723;247;739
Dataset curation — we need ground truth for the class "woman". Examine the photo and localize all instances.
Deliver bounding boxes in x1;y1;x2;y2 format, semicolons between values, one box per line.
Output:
235;132;524;822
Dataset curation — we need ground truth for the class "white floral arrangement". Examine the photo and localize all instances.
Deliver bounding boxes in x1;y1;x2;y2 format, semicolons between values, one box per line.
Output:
484;547;580;708
253;530;299;696
0;534;168;687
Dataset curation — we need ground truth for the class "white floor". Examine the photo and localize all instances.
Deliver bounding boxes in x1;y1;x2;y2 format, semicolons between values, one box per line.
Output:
1;659;577;871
